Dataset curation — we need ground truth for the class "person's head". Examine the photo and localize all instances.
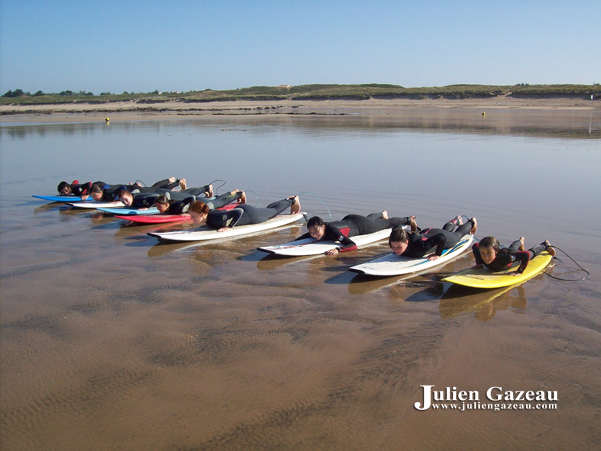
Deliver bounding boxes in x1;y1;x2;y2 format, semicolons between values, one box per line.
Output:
57;181;71;195
478;236;501;264
155;195;170;213
116;189;133;206
188;201;210;225
389;226;410;255
90;183;104;201
307;216;326;240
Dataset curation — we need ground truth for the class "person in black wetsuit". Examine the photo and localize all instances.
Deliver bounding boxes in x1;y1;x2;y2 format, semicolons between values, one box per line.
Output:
89;177;181;202
119;185;244;215
57;180;96;197
295;212;417;256
187;195;301;230
388;215;478;261
472;236;556;275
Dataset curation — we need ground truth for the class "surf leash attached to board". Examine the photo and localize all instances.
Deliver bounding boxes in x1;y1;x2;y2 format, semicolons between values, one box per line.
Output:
297;191;332;220
544;246;590;281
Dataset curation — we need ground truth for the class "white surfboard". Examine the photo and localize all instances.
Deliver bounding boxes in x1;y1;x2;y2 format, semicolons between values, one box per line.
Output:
147;213;305;242
67;201;125;209
350;234;474;277
257;226;407;257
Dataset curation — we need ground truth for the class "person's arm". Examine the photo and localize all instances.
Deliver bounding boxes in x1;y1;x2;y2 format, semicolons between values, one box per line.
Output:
425;233;447;259
513;251;532;274
326;225;357;255
211;208;244;230
169;196;195;215
472;243;484;264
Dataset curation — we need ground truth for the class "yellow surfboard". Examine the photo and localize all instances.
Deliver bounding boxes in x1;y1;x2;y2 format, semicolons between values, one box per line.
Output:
442;252;553;289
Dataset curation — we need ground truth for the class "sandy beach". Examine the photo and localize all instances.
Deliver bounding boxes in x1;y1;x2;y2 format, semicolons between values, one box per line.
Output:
1;96;599;123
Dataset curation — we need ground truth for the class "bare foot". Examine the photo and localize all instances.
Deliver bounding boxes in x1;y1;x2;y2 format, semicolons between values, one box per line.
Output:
168;176;177;184
204;184;213;198
382;210;389;220
288;195;301;214
179;178;187;190
519;237;525;251
469;217;478;235
409;215;418;231
545;240;556;256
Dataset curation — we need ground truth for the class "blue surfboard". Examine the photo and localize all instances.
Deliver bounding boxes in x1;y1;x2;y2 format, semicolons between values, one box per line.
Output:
97;207;161;215
33;195;94;203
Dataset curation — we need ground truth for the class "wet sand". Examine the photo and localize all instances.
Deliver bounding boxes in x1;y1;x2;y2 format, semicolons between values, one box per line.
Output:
1;111;600;450
1;96;599;124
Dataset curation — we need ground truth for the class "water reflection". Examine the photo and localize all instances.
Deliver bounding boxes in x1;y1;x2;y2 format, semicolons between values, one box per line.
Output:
439;284;528;321
2;108;599;139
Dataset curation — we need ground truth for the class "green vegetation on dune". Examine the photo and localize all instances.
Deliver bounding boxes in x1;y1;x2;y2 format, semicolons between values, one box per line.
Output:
2;84;600;106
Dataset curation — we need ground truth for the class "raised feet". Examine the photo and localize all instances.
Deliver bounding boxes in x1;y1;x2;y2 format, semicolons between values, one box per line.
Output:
168;176;177;184
179;178;187;190
204;184;214;198
519;237;525;251
409;215;418;232
382;210;389;220
545;240;556;256
469;217;478;235
288;195;301;215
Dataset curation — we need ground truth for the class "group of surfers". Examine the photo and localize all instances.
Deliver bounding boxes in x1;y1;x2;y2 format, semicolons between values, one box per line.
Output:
57;178;556;276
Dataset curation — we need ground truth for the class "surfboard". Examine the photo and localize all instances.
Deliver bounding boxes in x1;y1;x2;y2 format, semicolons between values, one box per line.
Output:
257;226;407;257
441;251;553;289
33;195;94;203
147;213;305;242
114;204;237;223
115;214;192;224
97;207;161;215
67;201;125;209
349;234;474;277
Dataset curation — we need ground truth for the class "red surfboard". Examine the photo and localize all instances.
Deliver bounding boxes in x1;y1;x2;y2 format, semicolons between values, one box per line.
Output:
115;203;237;224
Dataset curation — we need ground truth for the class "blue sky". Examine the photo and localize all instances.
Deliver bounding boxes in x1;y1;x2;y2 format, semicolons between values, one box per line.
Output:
1;0;599;94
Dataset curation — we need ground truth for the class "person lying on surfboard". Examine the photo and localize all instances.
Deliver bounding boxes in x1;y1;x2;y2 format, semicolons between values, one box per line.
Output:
187;195;301;231
118;181;245;215
89;177;182;202
295;212;417;256
57;179;133;198
472;236;556;276
388;215;477;261
57;180;95;197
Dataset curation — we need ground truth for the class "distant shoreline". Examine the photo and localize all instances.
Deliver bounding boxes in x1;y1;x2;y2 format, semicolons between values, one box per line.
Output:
1;96;599;123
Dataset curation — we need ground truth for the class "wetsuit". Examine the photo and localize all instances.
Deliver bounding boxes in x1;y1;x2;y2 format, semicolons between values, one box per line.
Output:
131;186;236;214
62;180;93;196
166;190;243;215
295;213;413;252
205;197;295;229
472;240;550;274
98;178;179;201
398;217;475;258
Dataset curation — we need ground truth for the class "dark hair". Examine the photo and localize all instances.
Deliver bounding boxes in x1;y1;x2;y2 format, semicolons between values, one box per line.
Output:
389;226;409;245
189;201;210;216
479;236;506;258
57;181;70;193
155;195;169;206
90;183;104;195
307;216;325;229
479;236;501;252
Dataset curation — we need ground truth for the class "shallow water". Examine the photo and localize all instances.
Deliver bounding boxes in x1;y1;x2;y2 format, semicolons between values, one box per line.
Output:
1;110;600;450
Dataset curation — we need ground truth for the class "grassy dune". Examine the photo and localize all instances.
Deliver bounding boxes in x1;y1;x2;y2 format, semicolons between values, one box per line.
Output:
1;84;600;106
